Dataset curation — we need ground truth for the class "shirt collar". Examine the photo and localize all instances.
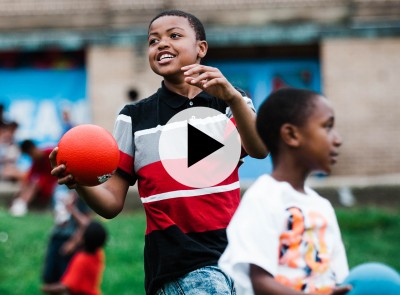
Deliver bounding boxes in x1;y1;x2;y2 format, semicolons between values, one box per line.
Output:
158;81;210;109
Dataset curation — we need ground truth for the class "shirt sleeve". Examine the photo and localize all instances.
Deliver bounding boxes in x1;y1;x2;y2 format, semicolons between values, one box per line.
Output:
219;178;285;294
329;208;349;283
225;88;255;119
224;87;255;160
113;105;137;185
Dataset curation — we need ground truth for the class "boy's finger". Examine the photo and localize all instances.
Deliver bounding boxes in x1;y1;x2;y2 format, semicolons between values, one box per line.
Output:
202;77;225;89
181;64;199;71
58;174;77;188
50;164;66;177
186;71;221;84
182;64;217;76
184;76;203;88
58;173;71;183
49;147;59;167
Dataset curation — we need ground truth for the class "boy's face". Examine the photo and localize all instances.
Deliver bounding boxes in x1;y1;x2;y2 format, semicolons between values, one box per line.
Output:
297;96;342;174
147;15;207;79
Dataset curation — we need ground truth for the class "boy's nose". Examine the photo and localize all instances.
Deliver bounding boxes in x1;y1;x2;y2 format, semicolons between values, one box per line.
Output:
334;130;343;146
157;38;169;49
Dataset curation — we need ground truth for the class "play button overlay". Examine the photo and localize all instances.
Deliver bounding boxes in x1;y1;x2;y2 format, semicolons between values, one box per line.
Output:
159;107;241;188
187;123;224;167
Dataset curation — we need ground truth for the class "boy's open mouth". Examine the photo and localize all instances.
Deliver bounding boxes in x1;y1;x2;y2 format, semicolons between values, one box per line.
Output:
157;52;176;61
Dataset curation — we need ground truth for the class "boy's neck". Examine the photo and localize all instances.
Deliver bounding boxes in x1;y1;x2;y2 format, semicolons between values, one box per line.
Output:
271;168;308;194
164;79;202;99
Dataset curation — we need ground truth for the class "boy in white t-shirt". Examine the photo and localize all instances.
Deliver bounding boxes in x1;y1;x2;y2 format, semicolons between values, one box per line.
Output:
219;88;352;295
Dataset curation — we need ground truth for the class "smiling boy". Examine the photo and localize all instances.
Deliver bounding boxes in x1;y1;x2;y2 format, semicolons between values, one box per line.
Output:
50;10;267;295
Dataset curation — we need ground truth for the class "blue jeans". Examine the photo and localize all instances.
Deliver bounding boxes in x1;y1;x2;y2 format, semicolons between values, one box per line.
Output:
156;265;236;295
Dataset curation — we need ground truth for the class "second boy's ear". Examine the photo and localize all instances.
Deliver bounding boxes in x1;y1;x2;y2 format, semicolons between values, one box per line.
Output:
197;40;208;59
280;123;301;148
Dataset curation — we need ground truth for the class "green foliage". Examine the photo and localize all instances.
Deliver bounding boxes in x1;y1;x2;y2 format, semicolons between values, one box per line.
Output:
101;212;146;295
0;209;146;295
336;207;400;270
0;207;399;295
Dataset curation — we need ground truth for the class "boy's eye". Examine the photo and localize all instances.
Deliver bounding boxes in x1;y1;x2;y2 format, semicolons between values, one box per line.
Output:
324;118;335;130
324;122;334;130
171;33;181;39
149;38;158;46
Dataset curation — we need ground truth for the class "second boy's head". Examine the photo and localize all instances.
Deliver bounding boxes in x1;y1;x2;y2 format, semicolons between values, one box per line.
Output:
83;221;108;253
20;139;42;160
256;88;342;174
147;10;208;79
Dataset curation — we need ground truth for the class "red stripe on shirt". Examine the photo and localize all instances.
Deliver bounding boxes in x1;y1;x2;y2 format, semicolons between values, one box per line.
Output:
118;150;134;176
143;189;240;234
136;161;241;234
136;161;240;198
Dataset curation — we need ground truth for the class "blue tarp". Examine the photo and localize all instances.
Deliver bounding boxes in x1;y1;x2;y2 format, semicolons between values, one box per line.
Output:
0;69;89;147
208;59;321;180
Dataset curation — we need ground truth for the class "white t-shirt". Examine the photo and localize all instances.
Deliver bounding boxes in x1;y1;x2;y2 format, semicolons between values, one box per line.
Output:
219;175;349;295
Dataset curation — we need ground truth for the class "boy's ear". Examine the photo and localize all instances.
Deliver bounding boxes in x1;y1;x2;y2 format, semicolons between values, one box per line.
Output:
197;40;208;59
280;123;301;148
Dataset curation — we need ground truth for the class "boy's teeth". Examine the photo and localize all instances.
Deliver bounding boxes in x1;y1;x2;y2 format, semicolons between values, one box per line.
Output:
160;54;174;60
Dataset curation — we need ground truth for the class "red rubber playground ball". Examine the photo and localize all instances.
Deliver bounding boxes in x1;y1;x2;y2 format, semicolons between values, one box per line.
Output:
57;124;120;186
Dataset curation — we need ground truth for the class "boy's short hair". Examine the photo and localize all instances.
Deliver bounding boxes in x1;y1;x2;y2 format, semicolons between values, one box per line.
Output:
149;10;206;41
256;87;320;157
83;221;108;253
20;139;35;154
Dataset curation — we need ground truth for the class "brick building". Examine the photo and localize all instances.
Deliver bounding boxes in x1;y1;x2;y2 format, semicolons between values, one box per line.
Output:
0;0;399;181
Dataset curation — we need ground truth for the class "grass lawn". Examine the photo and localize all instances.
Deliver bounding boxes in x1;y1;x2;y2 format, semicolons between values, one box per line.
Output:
0;206;399;295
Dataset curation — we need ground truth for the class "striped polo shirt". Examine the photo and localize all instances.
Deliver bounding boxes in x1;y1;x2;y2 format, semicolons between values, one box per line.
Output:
113;82;255;295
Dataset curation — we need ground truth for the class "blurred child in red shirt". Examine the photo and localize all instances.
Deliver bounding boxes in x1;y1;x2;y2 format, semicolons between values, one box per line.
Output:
9;139;58;216
42;220;107;295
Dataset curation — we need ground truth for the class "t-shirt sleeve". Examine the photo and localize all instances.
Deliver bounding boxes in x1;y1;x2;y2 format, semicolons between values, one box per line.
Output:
224;87;255;159
225;88;255;119
113;105;137;185
328;207;349;283
219;178;284;294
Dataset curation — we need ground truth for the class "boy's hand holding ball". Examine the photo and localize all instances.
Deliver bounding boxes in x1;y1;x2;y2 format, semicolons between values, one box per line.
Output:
50;124;120;187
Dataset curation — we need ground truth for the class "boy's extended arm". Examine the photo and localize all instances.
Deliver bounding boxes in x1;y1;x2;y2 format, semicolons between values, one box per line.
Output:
50;148;129;219
73;174;128;219
182;64;268;159
250;264;352;295
226;93;268;158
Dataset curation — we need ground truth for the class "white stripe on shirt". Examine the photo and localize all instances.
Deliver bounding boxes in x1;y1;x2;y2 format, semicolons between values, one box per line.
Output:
141;181;241;203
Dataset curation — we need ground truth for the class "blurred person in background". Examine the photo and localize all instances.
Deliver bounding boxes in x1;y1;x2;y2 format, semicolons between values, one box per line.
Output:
127;87;139;103
42;186;92;287
9;139;57;216
41;220;108;295
61;108;74;135
0;103;6;124
0;121;24;182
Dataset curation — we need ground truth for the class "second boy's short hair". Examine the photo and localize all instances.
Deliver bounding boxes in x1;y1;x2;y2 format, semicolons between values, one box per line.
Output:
83;221;108;253
256;87;320;157
149;10;206;41
20;139;35;154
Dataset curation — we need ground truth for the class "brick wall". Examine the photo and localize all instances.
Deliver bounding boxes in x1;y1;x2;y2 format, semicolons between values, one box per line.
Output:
87;46;161;132
321;38;400;176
